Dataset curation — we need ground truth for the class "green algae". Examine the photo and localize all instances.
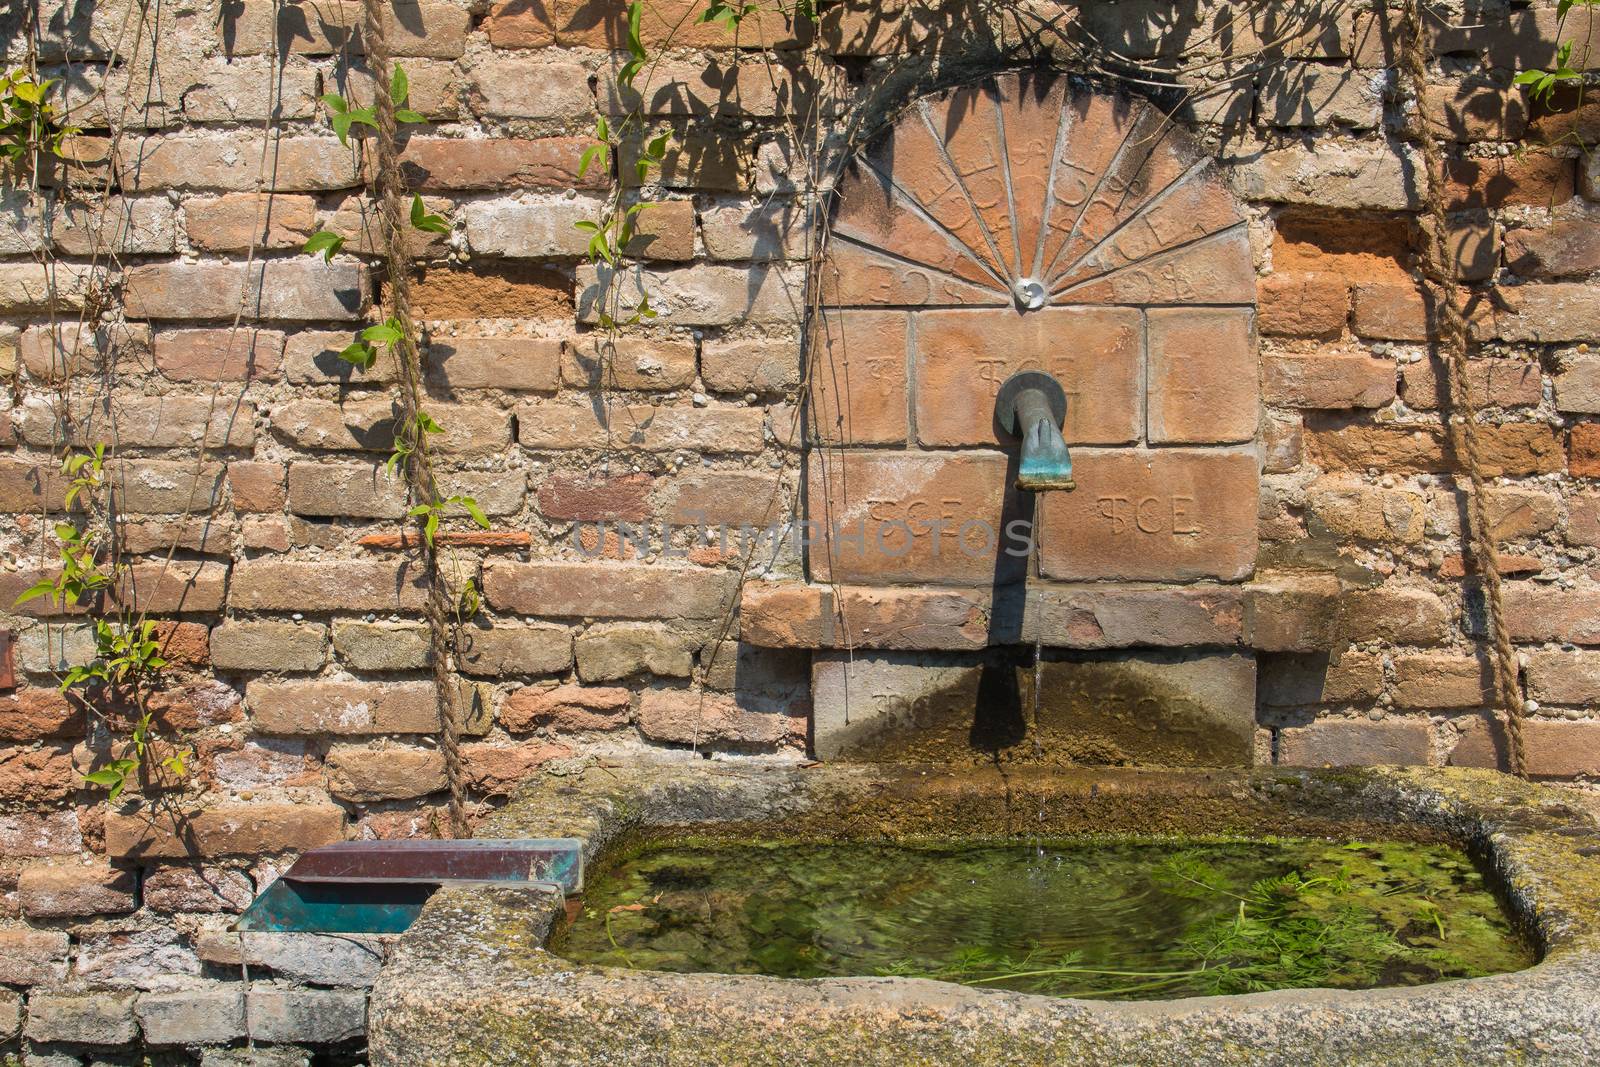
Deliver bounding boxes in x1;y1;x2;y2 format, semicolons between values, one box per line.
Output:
553;836;1531;999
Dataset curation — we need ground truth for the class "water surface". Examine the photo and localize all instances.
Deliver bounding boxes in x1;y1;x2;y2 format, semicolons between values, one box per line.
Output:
555;838;1530;999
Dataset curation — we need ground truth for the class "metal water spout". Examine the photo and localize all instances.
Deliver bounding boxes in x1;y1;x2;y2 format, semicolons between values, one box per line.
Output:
995;371;1075;492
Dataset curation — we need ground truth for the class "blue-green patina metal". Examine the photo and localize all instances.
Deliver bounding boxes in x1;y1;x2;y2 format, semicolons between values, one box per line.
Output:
236;838;583;934
995;370;1076;492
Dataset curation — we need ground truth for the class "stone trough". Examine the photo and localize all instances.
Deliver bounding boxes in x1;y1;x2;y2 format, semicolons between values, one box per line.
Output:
368;761;1600;1066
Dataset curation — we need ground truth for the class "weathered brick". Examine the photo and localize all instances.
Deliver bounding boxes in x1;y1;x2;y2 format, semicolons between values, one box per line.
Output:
655;469;785;528
562;336;696;391
410;262;572;319
801;310;909;446
142;865;254;912
576;622;694;682
1337;584;1451;645
137;987;246;1046
466;54;592;120
461;741;571;795
1258;64;1384;129
1262;352;1395;409
19;861;136;918
1305;479;1426;542
153;328;284;383
332;621;432;671
248;680;457;735
116;560;229;613
577;263;803;326
0;928;70;985
0;688;81;741
0;262;97;313
183;56;321;122
229;0;470;57
1525;650;1600;706
1573;422;1600;477
126;134;359;192
1442;151;1574;210
426;336;562;392
284;329;400;384
0;809;83;857
0;744;75;803
1426;485;1562;542
637;688;801;748
226;461;286;513
211;621;326;673
247;987;367;1044
1450;717;1600;779
516;400;766;453
484;561;736;619
1392;653;1493;709
499;684;631;733
230;559;428;612
1277;719;1432;767
185;192;318;250
1258;271;1350;337
25;991;138;1044
1259;651;1384;707
270;398;510;455
537;472;653;522
327;745;446;801
1401;356;1542;410
1232;142;1419;210
112;459;225;515
1309;421;1563;476
700;198;804;261
1500;584;1600;644
124;260;368;321
397;137;602;191
52;197;177;255
14;395;256;450
915;307;1140;447
458;624;574;677
700;336;800;393
106;802;345;858
1489;283;1600;343
1505;220;1600;278
288;462;406;518
463;195;598;258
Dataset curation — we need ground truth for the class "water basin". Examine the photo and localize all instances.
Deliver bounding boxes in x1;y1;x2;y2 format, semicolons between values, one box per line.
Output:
555;837;1530;999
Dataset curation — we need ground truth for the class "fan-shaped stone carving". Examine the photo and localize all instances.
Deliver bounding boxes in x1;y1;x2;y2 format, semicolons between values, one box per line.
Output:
823;74;1252;309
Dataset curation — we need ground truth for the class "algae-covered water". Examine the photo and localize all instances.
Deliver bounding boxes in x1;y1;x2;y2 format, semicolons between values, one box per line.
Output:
554;838;1532;999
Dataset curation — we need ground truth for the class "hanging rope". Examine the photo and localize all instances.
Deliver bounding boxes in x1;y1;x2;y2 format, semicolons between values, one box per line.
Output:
1399;0;1528;778
359;0;471;833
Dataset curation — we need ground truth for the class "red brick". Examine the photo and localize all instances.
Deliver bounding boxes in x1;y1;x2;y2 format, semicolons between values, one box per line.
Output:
560;336;695;391
124;261;368;321
1400;356;1541;410
1572;423;1600;477
229;0;471;57
185;192;318;251
0;456;69;513
104;802;345;859
0;744;75;803
1262;352;1396;409
1259;651;1384;707
499;684;631;733
801;310;906;445
248;680;452;735
1277;719;1432;767
230;560;428;612
1449;717;1600;779
914;307;1140;446
1505;220;1600;278
428;337;562;392
1336;584;1451;645
326;745;446;801
460;741;571;795
0;689;81;741
396;137;604;191
1441;151;1574;210
484;562;736;619
1351;281;1438;341
151;622;211;669
738;583;980;651
1258;272;1350;337
153;328;284;382
1500;584;1600;644
536;473;654;522
1525;650;1600;705
18;861;136;918
1243;574;1341;651
636;688;801;748
1309;421;1562;476
1041;450;1259;582
1566;491;1600;546
228;462;286;513
410;263;572;319
1392;653;1493;709
1065;229;1257;306
1147;308;1258;444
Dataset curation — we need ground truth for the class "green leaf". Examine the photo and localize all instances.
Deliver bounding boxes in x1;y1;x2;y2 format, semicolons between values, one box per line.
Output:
330;111;354;146
391;64;410;107
461;496;490;529
320;92;350;114
574;219;602;233
416;410;444;434
407;503;435;518
82;768;125;787
303;229;345;263
579;142;608;178
424;509;440;545
645;132;670;160
409;193;450;234
363;322;403;345
394;108;426;124
1513;69;1546;85
339;340;376;368
13;579;58;606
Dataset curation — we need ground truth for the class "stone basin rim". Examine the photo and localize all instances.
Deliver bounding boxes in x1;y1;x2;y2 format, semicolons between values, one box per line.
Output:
369;763;1600;1067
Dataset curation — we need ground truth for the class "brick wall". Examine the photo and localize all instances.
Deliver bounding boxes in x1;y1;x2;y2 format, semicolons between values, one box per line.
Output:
1;0;1598;1058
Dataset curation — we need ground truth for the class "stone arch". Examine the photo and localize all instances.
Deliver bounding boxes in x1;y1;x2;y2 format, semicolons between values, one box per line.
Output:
806;72;1261;591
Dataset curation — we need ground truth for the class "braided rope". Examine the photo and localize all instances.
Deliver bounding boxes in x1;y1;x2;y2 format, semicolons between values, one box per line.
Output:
1399;0;1528;778
359;0;471;833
